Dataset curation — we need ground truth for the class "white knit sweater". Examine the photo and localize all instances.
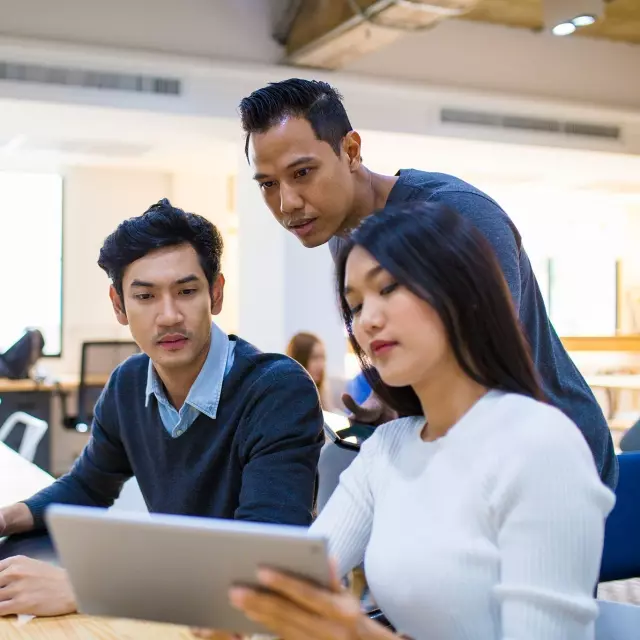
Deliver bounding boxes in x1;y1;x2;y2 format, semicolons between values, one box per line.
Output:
311;390;615;640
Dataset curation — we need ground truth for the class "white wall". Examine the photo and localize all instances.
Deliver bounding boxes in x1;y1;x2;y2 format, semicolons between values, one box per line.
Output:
170;170;239;334
235;154;347;375
46;166;172;376
43;164;242;378
284;240;346;378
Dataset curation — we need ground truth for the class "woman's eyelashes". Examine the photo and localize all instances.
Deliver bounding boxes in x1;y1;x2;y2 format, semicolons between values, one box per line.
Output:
348;301;362;316
347;282;398;316
380;282;399;296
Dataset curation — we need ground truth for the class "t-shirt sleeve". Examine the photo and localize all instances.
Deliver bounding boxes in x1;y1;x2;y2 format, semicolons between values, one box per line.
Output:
429;191;522;312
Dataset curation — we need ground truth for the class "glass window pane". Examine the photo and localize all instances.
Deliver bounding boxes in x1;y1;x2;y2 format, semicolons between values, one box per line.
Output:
0;172;63;356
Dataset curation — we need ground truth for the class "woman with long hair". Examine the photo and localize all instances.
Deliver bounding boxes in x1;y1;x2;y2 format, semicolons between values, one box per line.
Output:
286;332;333;410
196;202;614;640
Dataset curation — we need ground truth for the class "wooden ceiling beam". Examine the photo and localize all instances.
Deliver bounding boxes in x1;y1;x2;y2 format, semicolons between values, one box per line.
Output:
284;0;480;69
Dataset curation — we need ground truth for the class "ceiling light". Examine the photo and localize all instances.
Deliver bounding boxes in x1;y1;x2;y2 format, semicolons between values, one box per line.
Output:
543;0;604;36
552;22;577;36
572;14;597;27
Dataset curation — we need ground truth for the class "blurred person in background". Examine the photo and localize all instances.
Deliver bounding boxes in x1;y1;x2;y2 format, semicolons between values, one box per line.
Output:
287;331;336;411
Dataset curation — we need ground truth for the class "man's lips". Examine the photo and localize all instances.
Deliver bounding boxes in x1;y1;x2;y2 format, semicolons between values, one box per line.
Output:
370;340;398;355
157;334;188;350
287;218;317;237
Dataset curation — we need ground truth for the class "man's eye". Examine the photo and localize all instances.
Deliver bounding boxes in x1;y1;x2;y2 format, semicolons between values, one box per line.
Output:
260;180;276;190
134;293;152;301
294;168;312;179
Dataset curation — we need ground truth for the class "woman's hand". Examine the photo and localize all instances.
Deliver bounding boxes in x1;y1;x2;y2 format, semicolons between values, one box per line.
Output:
342;393;398;427
227;562;397;640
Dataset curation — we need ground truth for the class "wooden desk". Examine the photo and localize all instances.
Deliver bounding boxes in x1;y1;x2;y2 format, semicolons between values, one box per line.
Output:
586;374;640;422
586;374;640;391
0;376;109;394
0;615;194;639
0;376;109;476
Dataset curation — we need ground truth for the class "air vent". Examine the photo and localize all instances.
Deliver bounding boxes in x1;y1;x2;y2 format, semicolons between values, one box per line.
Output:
441;108;620;140
0;61;181;96
19;138;152;158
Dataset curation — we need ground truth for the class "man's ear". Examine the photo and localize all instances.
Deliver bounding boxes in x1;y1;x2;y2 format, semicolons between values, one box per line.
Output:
211;274;225;316
343;131;362;172
109;285;129;326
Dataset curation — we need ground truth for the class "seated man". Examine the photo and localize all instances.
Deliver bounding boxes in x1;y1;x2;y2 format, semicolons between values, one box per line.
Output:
0;199;324;617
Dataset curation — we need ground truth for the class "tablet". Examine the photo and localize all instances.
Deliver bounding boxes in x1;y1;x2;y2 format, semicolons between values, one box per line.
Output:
45;504;331;635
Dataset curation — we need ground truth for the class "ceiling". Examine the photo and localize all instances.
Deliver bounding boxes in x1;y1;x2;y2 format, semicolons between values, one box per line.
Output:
283;0;640;71
462;0;640;44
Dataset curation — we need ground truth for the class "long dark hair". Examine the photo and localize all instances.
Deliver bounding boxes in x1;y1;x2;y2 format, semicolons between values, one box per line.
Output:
336;201;544;417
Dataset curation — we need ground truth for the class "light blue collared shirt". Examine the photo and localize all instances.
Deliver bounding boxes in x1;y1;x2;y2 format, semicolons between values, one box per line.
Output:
145;323;236;438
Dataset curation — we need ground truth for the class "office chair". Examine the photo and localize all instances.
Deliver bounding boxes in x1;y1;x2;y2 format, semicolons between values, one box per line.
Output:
596;600;640;640
0;329;44;380
599;452;640;583
0;411;48;463
317;415;360;513
62;340;139;431
318;412;394;630
620;419;640;452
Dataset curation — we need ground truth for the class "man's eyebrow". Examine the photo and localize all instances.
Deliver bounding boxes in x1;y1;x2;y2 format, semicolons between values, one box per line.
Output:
285;156;316;170
129;274;201;288
175;274;199;285
253;156;317;181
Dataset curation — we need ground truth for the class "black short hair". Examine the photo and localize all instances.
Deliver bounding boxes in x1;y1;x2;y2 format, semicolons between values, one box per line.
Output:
336;202;544;417
239;78;352;159
98;198;224;302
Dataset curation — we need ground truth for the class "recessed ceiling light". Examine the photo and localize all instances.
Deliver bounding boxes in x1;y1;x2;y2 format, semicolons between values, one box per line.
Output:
543;0;604;35
572;14;597;27
552;22;577;36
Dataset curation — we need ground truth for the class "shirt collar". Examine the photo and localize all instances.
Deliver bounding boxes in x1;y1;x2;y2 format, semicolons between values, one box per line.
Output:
145;323;230;419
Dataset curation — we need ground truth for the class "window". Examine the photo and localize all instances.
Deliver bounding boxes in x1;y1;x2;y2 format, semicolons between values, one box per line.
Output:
478;183;625;337
549;256;618;336
0;172;63;356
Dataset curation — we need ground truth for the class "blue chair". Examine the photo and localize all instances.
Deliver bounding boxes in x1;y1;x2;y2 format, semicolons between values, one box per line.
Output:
346;372;372;406
599;452;640;583
596;600;640;640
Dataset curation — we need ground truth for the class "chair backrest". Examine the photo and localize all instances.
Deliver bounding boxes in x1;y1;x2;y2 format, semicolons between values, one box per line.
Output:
77;341;140;424
0;329;44;380
596;600;640;640
316;428;359;513
599;452;640;583
620;420;640;452
0;411;49;462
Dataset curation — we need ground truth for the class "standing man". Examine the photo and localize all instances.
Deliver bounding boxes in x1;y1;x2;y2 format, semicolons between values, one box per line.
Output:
238;78;617;489
0;199;324;617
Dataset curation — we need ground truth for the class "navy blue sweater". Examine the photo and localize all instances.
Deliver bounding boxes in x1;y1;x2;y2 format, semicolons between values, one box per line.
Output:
330;169;617;488
25;337;325;528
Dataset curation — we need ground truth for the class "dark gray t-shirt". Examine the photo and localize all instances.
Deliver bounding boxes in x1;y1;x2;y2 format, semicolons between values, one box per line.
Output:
330;169;617;488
